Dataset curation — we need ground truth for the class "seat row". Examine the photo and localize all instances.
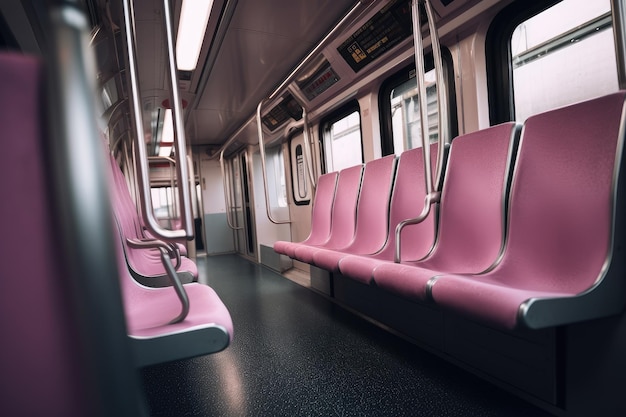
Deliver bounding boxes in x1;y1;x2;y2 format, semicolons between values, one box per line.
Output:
107;151;233;367
275;91;626;330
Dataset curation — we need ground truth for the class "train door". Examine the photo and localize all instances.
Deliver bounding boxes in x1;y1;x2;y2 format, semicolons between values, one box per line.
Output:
230;150;257;260
285;129;314;274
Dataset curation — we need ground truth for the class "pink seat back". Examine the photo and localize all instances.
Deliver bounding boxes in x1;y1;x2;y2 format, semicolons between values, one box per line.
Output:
419;123;518;272
304;171;338;245
1;52;140;415
344;155;397;253
323;164;364;249
382;144;439;261
0;52;90;417
493;92;625;292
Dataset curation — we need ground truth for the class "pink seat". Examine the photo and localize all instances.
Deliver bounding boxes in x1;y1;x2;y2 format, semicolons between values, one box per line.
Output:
372;123;519;300
338;144;439;283
273;171;338;258
292;164;363;263
1;52;141;415
114;222;233;367
430;92;626;329
311;155;398;271
109;155;198;287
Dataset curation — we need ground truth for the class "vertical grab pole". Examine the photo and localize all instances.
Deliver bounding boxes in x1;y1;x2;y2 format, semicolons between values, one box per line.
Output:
220;150;244;230
424;0;449;189
301;107;317;189
162;0;193;237
257;100;291;224
612;0;626;89
395;0;446;263
411;0;433;195
121;0;193;240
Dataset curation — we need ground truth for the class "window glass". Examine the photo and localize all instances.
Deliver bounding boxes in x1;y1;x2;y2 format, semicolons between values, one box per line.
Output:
267;145;288;208
389;68;439;155
511;0;617;121
323;108;362;172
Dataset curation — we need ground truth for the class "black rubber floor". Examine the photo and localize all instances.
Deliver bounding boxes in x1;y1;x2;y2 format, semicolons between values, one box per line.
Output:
141;254;553;417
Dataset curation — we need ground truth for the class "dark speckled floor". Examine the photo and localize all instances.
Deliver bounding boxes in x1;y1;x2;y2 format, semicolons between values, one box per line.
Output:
141;254;553;417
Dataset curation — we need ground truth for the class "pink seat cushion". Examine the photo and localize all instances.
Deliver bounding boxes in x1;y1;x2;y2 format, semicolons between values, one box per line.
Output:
338;144;438;283
312;155;397;271
108;155;198;281
431;92;625;329
273;172;337;258
373;123;517;299
292;164;363;263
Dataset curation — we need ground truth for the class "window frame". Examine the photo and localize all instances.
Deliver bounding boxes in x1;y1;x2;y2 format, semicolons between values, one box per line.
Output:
378;47;457;156
486;0;569;124
318;100;363;174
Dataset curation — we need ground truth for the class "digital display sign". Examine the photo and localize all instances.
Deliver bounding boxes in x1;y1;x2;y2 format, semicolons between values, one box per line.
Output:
337;0;413;73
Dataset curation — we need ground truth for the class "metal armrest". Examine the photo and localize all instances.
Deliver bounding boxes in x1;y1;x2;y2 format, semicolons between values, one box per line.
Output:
158;247;190;324
126;238;182;270
394;191;440;263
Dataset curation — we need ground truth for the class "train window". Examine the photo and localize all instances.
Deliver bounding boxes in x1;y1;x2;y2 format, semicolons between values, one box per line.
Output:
266;145;288;208
320;102;363;173
379;50;456;156
488;0;618;123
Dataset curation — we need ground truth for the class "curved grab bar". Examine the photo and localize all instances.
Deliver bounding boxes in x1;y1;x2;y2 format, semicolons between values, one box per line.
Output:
158;247;190;324
394;192;440;263
122;0;193;241
257;100;291;224
219;150;244;230
126;238;182;270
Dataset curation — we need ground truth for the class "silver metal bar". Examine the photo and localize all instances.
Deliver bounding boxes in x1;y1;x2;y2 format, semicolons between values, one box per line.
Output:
122;0;193;240
612;0;626;89
394;191;440;263
126;238;181;270
394;0;446;263
159;248;190;324
46;2;144;414
220;150;244;230
425;0;449;188
257;100;291;224
411;0;434;195
301;108;317;189
162;0;194;236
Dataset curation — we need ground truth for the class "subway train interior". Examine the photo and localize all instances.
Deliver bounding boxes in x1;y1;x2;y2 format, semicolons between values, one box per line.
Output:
2;0;626;415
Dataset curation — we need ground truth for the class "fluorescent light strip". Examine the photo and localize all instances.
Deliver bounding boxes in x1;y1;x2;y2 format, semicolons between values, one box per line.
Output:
176;0;214;71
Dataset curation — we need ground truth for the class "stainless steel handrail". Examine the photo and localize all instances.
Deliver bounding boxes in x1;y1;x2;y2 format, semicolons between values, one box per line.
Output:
612;0;626;89
220;149;244;230
257;100;291;224
425;0;449;188
46;2;143;414
301;108;317;189
122;0;193;241
394;0;444;263
411;0;434;196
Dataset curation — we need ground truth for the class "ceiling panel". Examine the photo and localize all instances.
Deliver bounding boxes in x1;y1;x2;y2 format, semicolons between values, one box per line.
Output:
191;0;356;146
